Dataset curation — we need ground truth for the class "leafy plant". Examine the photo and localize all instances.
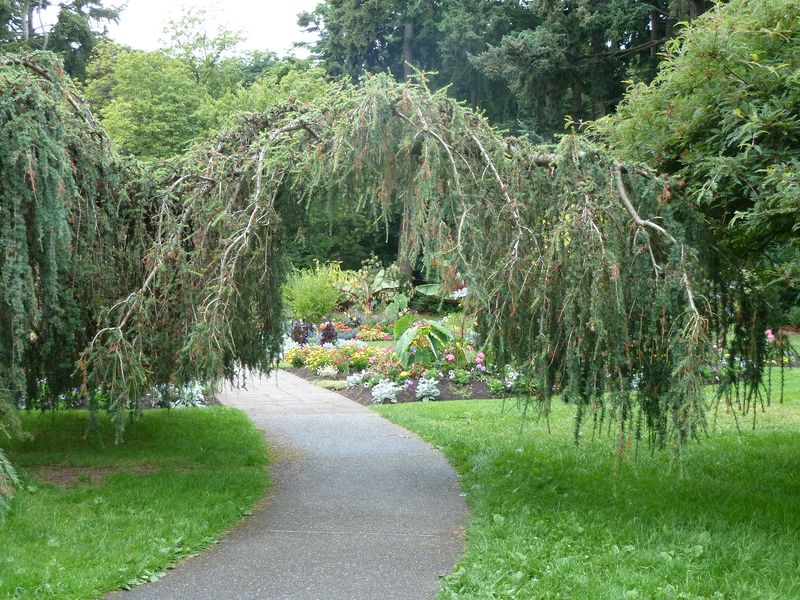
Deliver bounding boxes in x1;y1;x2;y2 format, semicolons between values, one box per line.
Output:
385;293;409;318
338;255;400;315
283;263;341;322
451;369;471;385
169;381;207;408
290;321;315;345
346;372;365;388
415;378;440;402
319;321;338;345
288;351;306;368
315;364;338;377
371;379;402;404
355;323;392;341
487;378;507;396
393;315;455;368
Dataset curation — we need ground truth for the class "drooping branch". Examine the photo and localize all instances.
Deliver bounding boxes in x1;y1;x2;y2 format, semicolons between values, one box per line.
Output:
1;56;96;127
613;162;702;317
2;55;726;455
613;162;676;244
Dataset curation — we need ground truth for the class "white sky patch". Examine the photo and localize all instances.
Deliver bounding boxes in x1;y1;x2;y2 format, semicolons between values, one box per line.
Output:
44;0;321;57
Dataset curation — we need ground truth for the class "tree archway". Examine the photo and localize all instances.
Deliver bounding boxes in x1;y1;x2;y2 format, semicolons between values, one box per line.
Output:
0;52;762;461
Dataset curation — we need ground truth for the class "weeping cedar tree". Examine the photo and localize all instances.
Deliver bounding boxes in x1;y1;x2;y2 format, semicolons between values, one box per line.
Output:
0;52;148;507
0;3;791;512
594;0;800;422
2;53;712;452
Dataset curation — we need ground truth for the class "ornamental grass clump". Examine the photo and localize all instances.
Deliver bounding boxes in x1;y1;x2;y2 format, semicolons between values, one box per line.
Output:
282;263;341;322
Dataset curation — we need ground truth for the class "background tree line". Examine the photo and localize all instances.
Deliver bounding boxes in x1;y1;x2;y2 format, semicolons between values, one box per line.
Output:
298;0;715;137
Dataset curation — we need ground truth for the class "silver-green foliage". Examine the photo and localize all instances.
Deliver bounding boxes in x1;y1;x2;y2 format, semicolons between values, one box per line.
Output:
415;378;440;402
0;52;145;440
371;379;401;404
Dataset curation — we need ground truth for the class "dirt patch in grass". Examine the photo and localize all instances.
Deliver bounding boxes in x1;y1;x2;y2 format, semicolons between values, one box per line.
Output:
34;463;159;486
286;367;497;406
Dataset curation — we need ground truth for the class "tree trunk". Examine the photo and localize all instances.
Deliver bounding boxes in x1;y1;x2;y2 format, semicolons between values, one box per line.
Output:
650;9;658;59
39;0;48;50
402;21;414;81
21;0;30;41
470;69;479;111
590;32;605;118
571;76;583;125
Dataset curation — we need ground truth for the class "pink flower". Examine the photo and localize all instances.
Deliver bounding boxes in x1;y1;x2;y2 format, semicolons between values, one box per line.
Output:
369;356;378;364
477;352;485;359
446;354;456;362
476;355;483;364
765;329;775;342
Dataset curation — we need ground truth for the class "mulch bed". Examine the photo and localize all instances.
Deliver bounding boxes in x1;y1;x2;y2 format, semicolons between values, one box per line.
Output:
285;367;498;406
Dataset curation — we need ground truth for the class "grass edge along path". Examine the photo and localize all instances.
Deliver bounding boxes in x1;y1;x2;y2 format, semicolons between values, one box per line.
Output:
374;369;800;599
1;407;269;600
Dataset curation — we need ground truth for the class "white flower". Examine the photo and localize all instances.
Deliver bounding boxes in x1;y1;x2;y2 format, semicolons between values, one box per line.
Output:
316;364;338;377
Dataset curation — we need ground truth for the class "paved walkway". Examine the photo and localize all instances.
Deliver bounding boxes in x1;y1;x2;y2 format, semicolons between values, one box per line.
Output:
111;370;467;600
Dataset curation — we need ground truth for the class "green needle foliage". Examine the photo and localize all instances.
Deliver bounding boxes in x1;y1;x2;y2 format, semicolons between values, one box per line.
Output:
594;0;800;422
2;3;793;523
0;53;145;441
82;72;710;455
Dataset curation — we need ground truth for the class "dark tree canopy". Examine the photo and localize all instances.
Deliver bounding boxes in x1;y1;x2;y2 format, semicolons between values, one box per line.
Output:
299;0;716;136
598;0;800;281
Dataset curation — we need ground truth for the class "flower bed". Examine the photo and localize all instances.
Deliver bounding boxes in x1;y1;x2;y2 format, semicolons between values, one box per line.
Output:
354;323;393;341
281;316;535;405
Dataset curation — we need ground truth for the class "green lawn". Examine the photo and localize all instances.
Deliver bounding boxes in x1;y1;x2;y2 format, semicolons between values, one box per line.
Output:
374;368;800;599
1;408;269;599
364;339;396;349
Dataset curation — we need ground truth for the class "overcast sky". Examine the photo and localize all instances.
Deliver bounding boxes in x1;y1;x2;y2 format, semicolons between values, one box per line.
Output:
104;0;321;56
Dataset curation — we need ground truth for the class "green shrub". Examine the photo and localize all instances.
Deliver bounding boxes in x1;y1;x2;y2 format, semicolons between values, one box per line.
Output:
282;263;341;322
351;355;370;371
786;306;800;327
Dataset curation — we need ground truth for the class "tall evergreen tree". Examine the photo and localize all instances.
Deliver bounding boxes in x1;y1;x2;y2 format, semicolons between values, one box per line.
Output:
0;0;120;79
299;0;715;137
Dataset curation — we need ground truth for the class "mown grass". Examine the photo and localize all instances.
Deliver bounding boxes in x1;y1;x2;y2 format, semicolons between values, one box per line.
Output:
374;368;800;599
364;339;396;349
1;408;269;599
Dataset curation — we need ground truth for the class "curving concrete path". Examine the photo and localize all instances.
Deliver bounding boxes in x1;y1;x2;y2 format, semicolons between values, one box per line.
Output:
110;370;467;600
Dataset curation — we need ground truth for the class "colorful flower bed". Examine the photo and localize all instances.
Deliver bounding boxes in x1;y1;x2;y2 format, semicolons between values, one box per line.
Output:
354;323;393;341
281;324;529;405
